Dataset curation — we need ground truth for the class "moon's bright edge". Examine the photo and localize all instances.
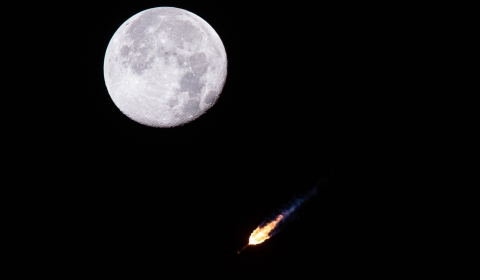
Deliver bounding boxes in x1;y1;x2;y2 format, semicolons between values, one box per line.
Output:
104;7;227;127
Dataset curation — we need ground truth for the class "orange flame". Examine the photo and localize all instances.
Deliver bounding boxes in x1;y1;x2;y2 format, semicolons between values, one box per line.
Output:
248;214;284;245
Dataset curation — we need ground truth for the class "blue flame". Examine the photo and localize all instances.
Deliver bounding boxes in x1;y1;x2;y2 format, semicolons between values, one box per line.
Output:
266;188;317;237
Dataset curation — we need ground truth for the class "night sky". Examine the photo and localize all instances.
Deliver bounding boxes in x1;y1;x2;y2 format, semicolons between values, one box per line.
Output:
7;1;475;279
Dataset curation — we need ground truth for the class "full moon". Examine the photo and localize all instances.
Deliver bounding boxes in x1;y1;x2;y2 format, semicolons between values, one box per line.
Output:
104;7;227;127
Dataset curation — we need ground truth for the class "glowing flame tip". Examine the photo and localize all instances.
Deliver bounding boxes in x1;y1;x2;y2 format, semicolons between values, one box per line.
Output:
248;214;284;245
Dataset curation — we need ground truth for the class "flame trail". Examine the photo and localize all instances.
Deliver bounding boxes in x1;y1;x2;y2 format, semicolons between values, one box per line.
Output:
238;188;316;254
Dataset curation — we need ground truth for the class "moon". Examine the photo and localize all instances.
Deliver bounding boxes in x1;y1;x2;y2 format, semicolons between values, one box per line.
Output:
104;7;227;127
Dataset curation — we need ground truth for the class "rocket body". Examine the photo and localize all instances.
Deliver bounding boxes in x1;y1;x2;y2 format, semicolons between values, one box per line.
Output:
237;244;249;254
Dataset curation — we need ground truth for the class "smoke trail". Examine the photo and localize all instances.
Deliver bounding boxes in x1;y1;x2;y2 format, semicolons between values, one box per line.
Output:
238;188;317;253
264;188;317;238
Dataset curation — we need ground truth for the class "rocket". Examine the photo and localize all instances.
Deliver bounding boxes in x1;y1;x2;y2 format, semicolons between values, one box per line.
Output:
237;244;249;254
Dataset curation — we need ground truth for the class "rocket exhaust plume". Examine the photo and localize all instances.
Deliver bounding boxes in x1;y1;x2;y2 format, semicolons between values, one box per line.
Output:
238;188;316;254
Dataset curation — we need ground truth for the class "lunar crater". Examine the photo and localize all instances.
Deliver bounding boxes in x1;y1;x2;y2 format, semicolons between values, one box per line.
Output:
104;7;227;127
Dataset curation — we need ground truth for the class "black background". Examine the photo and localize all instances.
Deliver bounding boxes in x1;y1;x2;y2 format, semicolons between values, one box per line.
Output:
6;1;476;279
